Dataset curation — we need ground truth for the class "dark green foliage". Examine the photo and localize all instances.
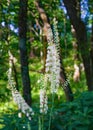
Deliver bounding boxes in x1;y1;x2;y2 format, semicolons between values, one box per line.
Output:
0;82;10;102
0;0;93;129
53;92;93;130
0;111;31;130
1;92;93;130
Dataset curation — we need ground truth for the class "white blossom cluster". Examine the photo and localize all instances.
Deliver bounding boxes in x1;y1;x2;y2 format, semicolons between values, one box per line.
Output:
53;18;60;45
40;89;48;114
45;19;61;93
53;18;60;56
12;90;34;120
7;68;34;120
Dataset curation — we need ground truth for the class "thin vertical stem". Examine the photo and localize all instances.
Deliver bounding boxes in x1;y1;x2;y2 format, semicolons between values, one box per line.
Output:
48;93;55;130
41;114;44;130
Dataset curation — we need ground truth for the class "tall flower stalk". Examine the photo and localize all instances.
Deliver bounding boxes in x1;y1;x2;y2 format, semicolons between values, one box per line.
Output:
39;74;48;130
7;18;61;129
40;89;48;114
39;74;48;114
46;18;61;94
45;18;61;130
7;53;34;120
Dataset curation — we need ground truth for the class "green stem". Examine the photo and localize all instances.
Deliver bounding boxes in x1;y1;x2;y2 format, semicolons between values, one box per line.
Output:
39;116;41;130
28;122;31;130
48;93;55;130
42;114;44;130
39;114;44;130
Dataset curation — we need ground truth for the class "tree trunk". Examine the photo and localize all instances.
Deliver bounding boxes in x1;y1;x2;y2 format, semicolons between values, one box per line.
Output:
71;25;80;82
35;1;73;101
19;0;31;105
12;59;19;90
60;61;73;101
8;51;19;90
90;16;93;68
63;0;93;91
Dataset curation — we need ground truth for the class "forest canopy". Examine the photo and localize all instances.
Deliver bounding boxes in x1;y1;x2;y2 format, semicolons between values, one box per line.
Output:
0;0;93;130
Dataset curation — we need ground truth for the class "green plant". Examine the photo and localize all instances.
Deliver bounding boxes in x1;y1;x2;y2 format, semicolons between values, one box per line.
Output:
54;91;93;130
5;18;61;130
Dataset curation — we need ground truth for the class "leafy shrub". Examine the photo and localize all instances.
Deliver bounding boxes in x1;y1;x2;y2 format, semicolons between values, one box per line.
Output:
54;91;93;130
1;92;93;130
0;110;38;130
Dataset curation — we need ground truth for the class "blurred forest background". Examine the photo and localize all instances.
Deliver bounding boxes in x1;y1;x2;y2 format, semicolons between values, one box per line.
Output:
0;0;93;130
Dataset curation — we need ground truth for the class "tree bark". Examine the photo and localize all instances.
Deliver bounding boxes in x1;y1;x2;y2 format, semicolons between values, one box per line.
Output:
35;1;73;101
90;16;93;69
63;0;93;91
19;0;31;105
8;51;19;90
12;59;19;90
71;26;80;82
60;62;73;101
